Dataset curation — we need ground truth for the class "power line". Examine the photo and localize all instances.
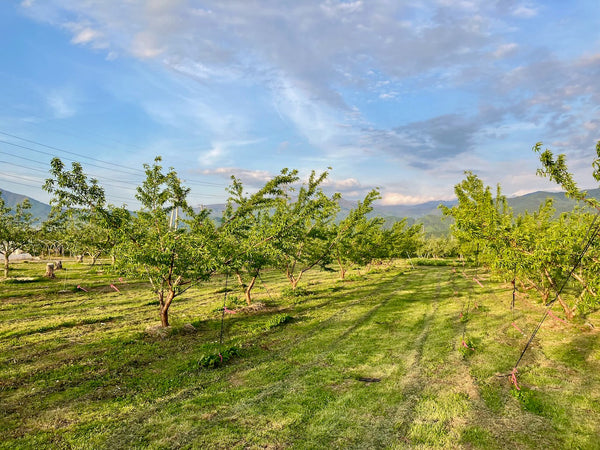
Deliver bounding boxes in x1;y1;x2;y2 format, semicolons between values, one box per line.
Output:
0;150;141;183
0;133;231;202
0;159;48;175
43;124;148;152
0;178;42;190
0;130;143;175
0;139;143;177
0;130;229;187
1;173;46;185
0;137;228;188
0;150;49;170
0;173;135;204
0;159;143;196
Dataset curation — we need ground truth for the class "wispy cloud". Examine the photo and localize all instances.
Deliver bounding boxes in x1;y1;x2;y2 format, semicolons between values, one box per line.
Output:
13;0;600;204
380;192;443;206
46;89;78;118
512;4;539;18
200;167;273;185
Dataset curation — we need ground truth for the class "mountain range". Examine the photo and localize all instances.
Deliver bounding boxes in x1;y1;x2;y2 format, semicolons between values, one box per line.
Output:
2;187;600;235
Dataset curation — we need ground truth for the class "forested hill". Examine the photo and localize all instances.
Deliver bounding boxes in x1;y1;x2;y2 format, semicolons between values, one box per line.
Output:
0;188;52;221
3;186;600;233
507;189;600;215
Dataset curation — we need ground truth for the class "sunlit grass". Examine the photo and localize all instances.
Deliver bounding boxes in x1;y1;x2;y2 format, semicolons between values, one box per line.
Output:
1;259;599;448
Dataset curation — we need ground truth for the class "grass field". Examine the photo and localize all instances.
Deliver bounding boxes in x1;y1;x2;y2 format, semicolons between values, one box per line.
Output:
1;259;599;449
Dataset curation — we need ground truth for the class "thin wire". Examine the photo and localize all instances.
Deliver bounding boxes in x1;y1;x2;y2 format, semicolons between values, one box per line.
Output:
0;130;143;174
0;159;140;192
258;272;274;302
0;139;142;177
0;177;41;190
0;133;228;188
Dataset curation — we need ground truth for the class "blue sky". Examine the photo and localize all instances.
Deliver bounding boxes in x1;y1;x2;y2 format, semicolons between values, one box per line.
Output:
1;1;599;208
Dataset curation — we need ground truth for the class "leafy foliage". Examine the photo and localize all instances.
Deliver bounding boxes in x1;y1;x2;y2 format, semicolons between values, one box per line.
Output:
0;191;36;277
218;168;300;304
198;346;241;369
443;142;600;320
117;157;217;327
42;158;123;264
263;313;293;330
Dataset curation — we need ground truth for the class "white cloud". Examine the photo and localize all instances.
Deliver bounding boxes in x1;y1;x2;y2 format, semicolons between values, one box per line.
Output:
512;5;538;18
197;138;265;168
493;42;518;58
46;90;77;118
199;144;228;167
200;167;273;185
15;0;600;203
379;92;398;100
63;21;108;48
324;177;361;189
380;192;441;206
320;0;364;17
71;27;101;45
131;32;165;59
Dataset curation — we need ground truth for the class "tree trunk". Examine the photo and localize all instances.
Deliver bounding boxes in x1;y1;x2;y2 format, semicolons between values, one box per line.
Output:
244;275;257;305
543;269;573;320
285;266;296;288
556;296;575;320
45;263;55;278
236;272;246;288
111;254;116;265
337;256;346;280
160;306;169;327
3;255;9;278
159;290;175;327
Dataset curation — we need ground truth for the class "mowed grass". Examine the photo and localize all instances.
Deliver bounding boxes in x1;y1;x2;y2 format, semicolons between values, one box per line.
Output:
1;259;599;449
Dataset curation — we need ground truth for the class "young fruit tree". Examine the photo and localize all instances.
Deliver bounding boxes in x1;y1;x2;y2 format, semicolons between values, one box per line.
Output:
385;219;424;259
270;169;342;289
441;142;600;320
531;141;600;317
0;192;36;277
117;157;217;327
218;169;300;304
440;171;513;266
331;189;382;279
43;158;117;265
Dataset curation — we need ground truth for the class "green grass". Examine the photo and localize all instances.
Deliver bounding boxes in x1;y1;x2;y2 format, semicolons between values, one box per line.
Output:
1;260;599;448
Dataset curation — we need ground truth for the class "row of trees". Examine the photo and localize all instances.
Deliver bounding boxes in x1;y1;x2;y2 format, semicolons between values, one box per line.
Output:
443;142;600;320
1;157;425;326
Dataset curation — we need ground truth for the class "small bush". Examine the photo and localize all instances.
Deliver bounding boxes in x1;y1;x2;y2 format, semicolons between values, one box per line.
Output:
198;346;241;369
511;388;545;415
459;337;476;357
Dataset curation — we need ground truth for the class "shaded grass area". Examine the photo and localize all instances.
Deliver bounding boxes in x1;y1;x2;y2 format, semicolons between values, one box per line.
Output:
1;260;599;448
